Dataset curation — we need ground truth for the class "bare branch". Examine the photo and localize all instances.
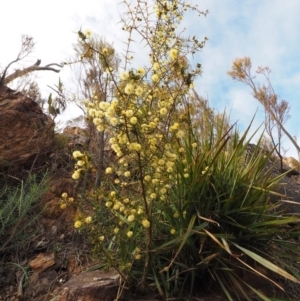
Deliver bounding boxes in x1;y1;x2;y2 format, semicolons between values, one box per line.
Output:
2;60;62;85
45;63;63;68
228;57;300;159
0;35;36;85
0;35;62;87
0;58;21;84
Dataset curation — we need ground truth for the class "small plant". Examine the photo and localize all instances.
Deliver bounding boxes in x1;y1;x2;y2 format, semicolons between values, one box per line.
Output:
53;242;62;253
0;173;48;253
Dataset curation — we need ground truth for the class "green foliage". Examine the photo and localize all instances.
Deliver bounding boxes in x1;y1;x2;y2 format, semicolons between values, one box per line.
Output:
76;114;300;300
69;1;300;300
47;78;66;119
0;173;48;253
53;133;69;151
150;118;300;300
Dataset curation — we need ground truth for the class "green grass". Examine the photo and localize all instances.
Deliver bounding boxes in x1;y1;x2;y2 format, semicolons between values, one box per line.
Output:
0;173;48;253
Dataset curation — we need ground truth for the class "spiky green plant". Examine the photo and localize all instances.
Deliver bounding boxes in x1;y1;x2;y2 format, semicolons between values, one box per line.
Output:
0;173;48;253
149;115;300;300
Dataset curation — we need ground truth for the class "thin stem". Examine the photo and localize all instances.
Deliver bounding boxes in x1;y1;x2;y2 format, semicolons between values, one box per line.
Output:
136;151;152;291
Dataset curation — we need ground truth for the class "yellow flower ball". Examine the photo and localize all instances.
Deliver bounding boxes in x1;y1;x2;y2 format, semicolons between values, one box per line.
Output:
105;167;113;174
144;175;151;182
166;161;174;168
128;143;141;152
85;216;92;224
60;203;67;210
61;192;68;198
128;214;135;222
110;117;118;126
160;107;168;115
127;231;133;238
77;160;85;166
176;130;185;138
169;48;178;60
72;171;81;180
99;101;109;110
105;107;115;117
125;110;134;117
96;125;104;132
152;74;159;82
74;221;82;229
68;197;74;203
84;29;92;38
142;219;150;228
73;151;83;159
105;201;112;208
130;117;138;125
99;235;105;241
171;123;179;131
160;188;167;194
150;193;157;200
158;159;165;166
135;86;143;96
125;83;134;94
112;99;118;105
120;71;129;80
137;67;145;75
173;212;180;218
88;109;96;117
170;228;176;235
93;118;101;125
153;62;160;70
124;171;131;178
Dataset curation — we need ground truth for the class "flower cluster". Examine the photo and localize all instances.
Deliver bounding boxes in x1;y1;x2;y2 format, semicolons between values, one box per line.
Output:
72;0;208;282
77;53;192;248
74;215;92;229
59;192;74;210
72;151;91;180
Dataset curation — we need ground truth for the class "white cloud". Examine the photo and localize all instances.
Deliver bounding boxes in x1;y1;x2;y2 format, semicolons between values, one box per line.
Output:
2;0;300;155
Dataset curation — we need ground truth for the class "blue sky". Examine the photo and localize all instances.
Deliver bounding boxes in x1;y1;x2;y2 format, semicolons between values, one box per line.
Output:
1;0;300;156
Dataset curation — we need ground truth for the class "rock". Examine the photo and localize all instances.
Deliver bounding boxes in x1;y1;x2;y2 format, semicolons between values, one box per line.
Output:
67;256;84;274
28;252;56;295
62;126;89;148
128;299;160;301
56;270;123;301
32;270;58;297
29;252;55;273
0;85;54;168
283;156;300;170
